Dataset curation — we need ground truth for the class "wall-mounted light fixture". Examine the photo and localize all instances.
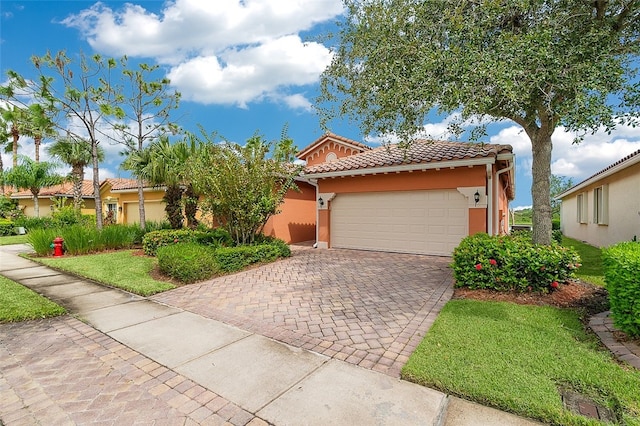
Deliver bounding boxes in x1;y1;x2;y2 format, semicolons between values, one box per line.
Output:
318;197;324;207
474;190;480;205
118;206;123;213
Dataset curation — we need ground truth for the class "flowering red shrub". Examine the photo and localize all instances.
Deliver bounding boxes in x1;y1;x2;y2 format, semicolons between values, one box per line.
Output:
452;233;581;293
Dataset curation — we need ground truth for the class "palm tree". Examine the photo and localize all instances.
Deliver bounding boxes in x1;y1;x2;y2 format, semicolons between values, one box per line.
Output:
0;119;12;196
4;156;63;217
47;136;104;211
123;136;191;229
0;105;27;167
25;103;56;163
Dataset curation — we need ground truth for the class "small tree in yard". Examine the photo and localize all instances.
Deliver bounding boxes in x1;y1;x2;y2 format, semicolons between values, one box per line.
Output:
189;129;300;245
319;0;640;245
4;156;62;217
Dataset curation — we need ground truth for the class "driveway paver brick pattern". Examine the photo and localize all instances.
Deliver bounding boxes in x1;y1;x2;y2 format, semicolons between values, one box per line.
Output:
0;316;264;425
152;247;454;377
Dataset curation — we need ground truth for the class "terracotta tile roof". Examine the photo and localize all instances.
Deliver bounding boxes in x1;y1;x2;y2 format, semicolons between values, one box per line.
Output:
304;139;513;175
10;180;95;198
103;178;142;191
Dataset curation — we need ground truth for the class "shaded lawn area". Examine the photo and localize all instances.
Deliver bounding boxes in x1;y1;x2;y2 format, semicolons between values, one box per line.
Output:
36;250;175;296
0;234;29;245
0;275;66;322
402;300;640;425
562;236;605;287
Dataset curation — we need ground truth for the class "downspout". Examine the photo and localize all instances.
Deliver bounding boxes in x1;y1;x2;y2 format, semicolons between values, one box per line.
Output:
495;162;514;234
486;164;493;235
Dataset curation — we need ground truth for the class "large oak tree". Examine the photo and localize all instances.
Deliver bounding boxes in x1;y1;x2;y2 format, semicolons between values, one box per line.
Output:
319;0;640;244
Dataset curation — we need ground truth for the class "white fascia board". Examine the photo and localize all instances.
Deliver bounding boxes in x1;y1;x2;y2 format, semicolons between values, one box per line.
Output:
110;186;166;194
303;157;495;179
556;154;640;200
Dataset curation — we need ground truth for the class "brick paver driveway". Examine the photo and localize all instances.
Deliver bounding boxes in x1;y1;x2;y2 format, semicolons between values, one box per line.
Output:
152;247;454;377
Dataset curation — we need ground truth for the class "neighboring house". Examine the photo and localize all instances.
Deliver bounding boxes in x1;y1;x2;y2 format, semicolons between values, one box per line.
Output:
557;149;640;247
298;133;515;256
10;181;96;217
101;178;166;225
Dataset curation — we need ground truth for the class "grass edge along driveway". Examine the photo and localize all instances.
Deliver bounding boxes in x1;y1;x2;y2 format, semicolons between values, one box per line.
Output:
35;250;175;296
0;275;66;322
402;299;640;426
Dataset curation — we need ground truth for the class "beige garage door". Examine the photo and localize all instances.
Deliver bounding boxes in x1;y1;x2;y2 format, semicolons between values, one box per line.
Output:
125;201;166;225
330;190;468;256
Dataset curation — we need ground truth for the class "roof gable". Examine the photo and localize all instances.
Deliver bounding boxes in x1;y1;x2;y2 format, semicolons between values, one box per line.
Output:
296;132;371;165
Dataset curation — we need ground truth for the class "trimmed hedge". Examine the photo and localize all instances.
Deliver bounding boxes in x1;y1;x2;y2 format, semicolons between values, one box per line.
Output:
157;243;219;284
142;228;232;256
603;241;640;338
452;233;581;292
154;237;292;283
0;218;14;236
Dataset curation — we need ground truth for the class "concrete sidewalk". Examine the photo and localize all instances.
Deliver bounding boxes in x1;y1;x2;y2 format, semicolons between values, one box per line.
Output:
0;244;541;425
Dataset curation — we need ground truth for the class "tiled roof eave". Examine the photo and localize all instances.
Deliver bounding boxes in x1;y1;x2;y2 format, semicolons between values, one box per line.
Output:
556;149;640;200
304;156;498;179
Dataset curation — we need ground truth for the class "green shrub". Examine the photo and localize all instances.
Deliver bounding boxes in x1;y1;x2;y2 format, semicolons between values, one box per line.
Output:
14;216;55;231
100;224;138;250
61;225;102;255
142;229;203;256
0;218;15;236
214;240;290;273
157;243;219;283
0;196;22;220
551;219;561;230
27;228;59;256
452;233;581;292
603;241;640;338
194;227;233;248
51;205;91;227
552;229;563;244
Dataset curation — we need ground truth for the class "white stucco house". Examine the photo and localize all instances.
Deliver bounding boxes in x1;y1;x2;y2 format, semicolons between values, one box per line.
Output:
556;149;640;247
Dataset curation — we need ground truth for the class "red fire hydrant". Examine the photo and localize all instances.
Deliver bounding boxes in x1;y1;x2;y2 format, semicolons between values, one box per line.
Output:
53;237;64;257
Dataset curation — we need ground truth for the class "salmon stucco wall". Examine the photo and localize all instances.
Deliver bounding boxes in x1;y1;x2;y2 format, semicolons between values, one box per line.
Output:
263;181;316;243
316;166;489;248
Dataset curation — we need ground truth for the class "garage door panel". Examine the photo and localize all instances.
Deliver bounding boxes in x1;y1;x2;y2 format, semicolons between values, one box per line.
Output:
331;190;468;256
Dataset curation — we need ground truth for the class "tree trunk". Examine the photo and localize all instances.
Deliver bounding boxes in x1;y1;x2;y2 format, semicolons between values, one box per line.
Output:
11;127;19;167
137;179;146;230
72;164;84;211
0;152;4;196
530;131;553;245
32;192;40;217
184;184;199;229
92;140;103;230
163;184;184;229
34;135;41;162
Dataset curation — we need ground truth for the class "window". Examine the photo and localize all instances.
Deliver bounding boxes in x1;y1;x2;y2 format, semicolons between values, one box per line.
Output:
593;185;608;225
577;193;588;224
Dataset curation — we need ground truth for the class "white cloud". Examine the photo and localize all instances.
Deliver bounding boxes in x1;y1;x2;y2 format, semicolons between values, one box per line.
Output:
60;0;343;108
490;123;640;181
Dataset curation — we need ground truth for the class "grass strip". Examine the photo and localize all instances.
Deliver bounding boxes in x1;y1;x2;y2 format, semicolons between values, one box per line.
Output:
37;250;175;296
0;275;66;322
562;236;605;286
0;234;29;245
402;300;640;425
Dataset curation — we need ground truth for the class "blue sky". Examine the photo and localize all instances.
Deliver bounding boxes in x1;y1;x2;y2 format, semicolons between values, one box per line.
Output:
2;0;640;210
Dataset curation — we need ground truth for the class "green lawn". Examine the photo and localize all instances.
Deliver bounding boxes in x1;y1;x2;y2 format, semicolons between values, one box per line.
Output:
0;234;29;245
36;250;175;296
0;275;66;322
562;236;606;286
402;300;640;425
